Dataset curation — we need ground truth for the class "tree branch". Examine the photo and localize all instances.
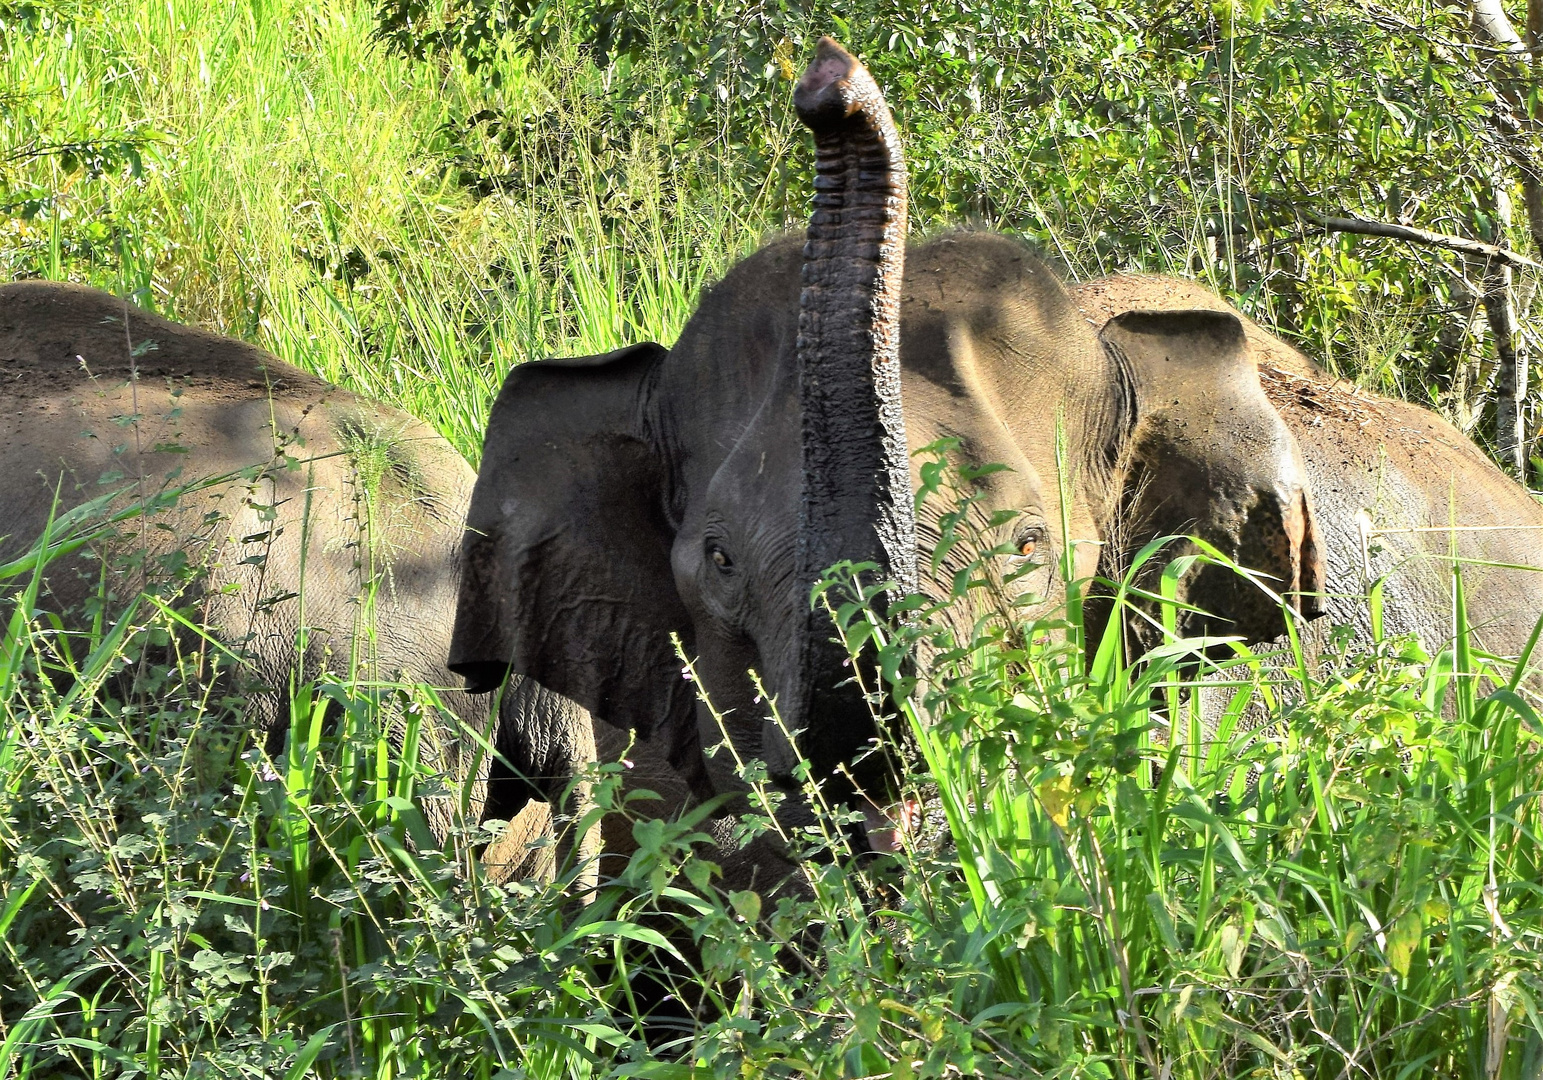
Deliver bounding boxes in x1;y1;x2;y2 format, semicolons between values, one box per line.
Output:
1302;212;1543;271
1473;0;1528;53
1358;0;1543;185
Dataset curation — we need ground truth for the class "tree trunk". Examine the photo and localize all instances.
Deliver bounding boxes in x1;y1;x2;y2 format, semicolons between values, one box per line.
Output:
1484;256;1529;473
1469;0;1539;474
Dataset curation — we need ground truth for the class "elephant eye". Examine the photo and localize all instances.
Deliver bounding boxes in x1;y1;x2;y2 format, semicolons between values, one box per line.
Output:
1010;526;1048;561
707;542;734;572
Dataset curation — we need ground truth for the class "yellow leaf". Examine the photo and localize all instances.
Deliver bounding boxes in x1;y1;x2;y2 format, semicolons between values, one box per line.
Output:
1385;909;1423;979
1038;774;1075;827
920;1006;944;1041
774;37;795;81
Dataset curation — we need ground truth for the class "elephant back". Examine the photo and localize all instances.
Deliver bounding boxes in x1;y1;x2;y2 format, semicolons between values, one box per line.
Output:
0;279;336;397
0;281;485;820
1072;272;1543;662
1264;367;1543;657
1074;274;1321;379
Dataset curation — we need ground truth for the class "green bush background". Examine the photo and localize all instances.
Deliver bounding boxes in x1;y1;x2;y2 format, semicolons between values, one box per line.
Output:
7;0;1539;461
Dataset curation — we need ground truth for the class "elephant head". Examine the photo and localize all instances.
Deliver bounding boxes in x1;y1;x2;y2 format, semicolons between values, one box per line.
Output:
1096;309;1325;651
449;40;918;847
448;40;1328;866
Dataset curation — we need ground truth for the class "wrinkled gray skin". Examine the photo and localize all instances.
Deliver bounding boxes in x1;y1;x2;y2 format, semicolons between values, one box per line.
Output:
1075;275;1543;660
0;280;736;879
462;254;1543;885
0;281;546;849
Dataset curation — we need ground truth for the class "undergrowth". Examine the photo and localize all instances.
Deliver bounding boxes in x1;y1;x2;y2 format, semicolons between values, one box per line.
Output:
4;466;1543;1078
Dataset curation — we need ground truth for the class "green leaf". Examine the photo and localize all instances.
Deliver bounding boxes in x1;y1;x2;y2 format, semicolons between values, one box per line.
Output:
729;889;761;923
284;1024;343;1080
1146;892;1182;954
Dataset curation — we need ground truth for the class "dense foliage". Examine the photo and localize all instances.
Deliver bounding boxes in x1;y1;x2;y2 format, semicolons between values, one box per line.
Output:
5;468;1543;1077
372;0;1543;445
6;0;1543;461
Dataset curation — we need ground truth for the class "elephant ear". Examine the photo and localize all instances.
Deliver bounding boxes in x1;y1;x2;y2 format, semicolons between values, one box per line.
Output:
1101;310;1325;644
449;343;697;773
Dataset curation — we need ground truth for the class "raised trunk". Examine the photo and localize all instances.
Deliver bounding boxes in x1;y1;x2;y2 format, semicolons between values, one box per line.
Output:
789;38;915;798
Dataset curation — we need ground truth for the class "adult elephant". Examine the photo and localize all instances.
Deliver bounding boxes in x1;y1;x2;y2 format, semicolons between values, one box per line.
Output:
0;279;555;853
449;40;1332;869
1074;275;1543;660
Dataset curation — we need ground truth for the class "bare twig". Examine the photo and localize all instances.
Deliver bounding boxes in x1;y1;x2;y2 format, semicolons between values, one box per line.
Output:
1208;200;1541;269
1304;212;1543;271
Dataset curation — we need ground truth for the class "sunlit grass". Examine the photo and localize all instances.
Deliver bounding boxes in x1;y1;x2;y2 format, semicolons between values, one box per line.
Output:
0;0;767;460
4;438;1543;1077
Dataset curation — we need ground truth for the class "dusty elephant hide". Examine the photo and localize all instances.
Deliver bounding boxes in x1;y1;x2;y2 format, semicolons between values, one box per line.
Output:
456;232;1543;890
1075;274;1543;664
452;230;1337;877
0;280;790;887
0;281;504;844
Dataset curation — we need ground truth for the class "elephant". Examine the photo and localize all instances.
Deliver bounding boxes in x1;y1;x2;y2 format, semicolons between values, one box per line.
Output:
0;279;547;854
448;40;1344;876
1073;274;1543;663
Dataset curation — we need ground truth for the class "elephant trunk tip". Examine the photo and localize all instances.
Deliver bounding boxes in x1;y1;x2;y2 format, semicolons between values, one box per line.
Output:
861;796;921;854
794;37;864;129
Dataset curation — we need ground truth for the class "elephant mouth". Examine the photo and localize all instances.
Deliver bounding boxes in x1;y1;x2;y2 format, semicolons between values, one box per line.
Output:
858;797;922;854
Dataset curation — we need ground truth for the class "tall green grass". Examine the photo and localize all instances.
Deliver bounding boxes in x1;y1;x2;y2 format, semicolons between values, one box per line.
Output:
7;458;1543;1076
8;1;1543;1076
786;463;1543;1078
1;0;777;460
877;567;1543;1077
0;546;650;1076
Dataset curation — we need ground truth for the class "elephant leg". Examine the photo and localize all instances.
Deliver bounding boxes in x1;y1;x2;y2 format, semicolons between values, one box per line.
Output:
591;716;696;879
472;677;597;887
481;680;810;896
591;717;810;897
558;743;602;895
472;752;599;888
533;689;602;891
